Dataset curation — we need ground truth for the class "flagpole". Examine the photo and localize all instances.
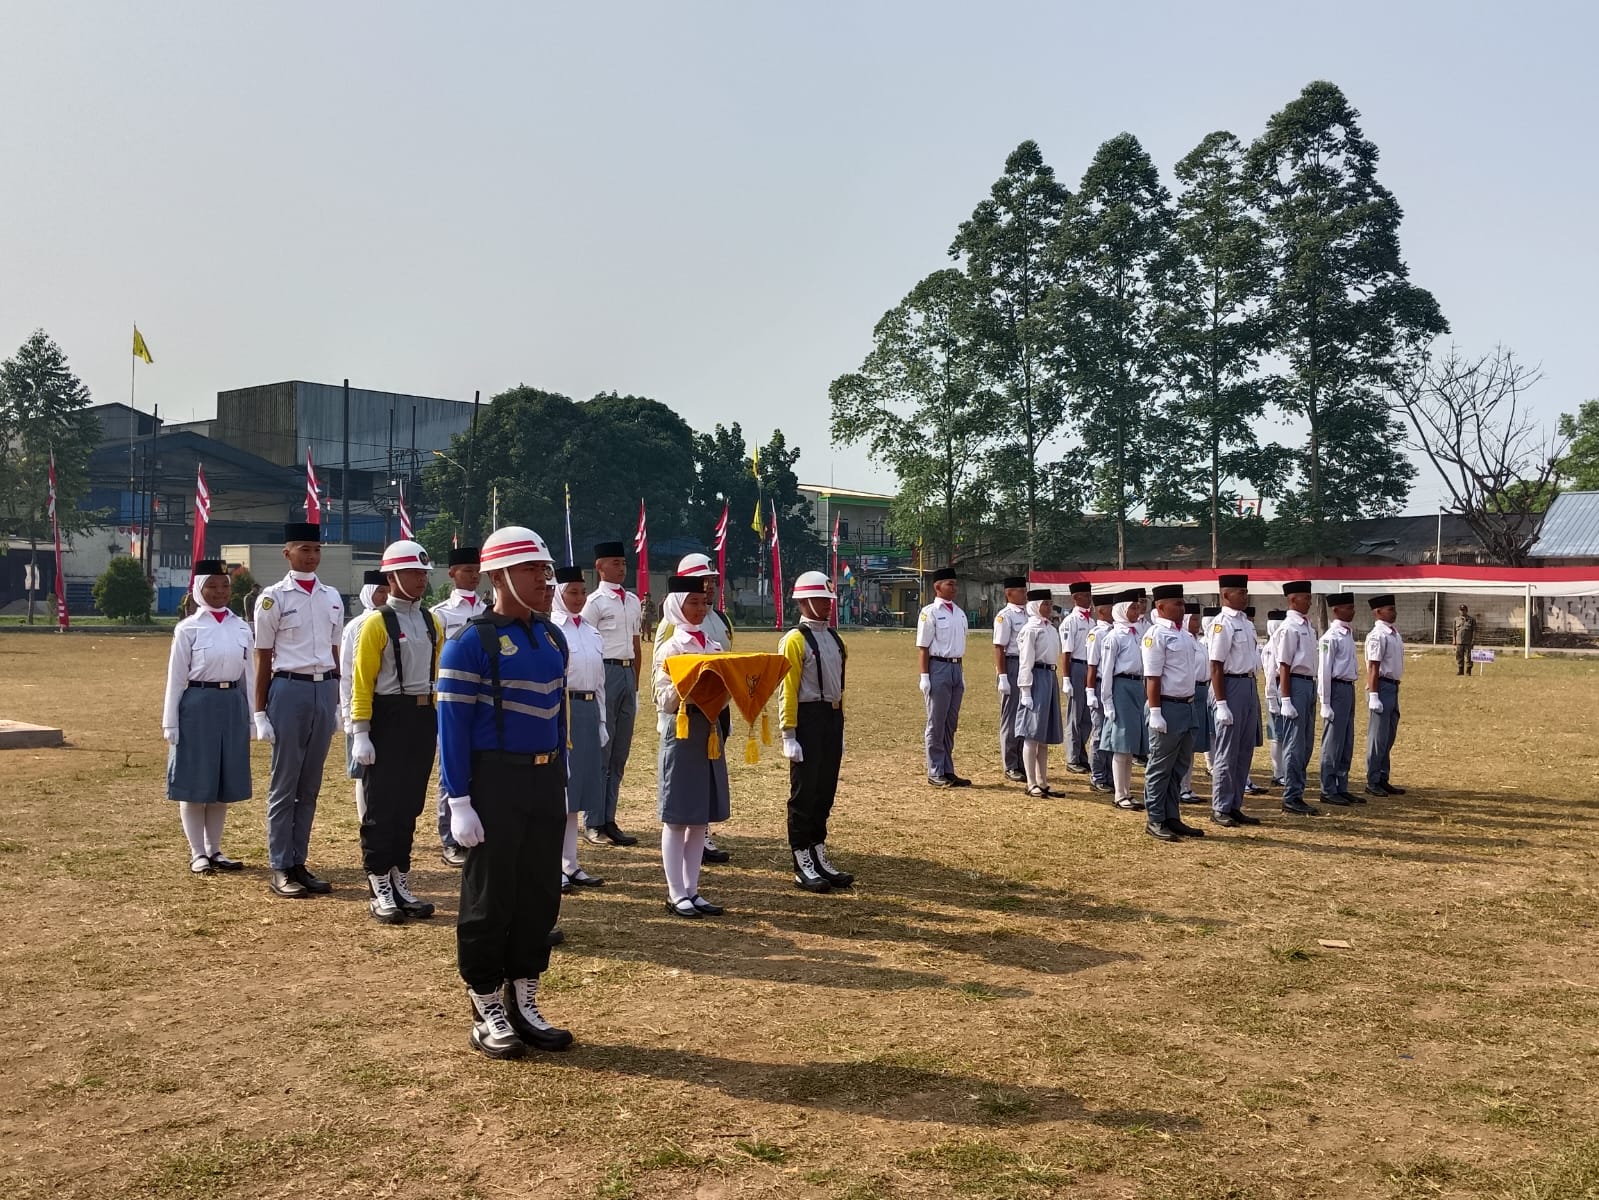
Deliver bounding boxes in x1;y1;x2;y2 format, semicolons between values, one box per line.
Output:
128;322;137;556
564;482;574;564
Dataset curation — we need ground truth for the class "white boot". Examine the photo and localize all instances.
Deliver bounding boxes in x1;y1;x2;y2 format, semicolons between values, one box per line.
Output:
467;986;525;1060
367;871;404;924
504;977;574;1051
811;843;854;888
793;847;831;893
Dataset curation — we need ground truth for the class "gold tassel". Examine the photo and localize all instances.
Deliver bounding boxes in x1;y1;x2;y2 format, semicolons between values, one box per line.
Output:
707;726;721;760
761;711;772;745
675;707;689;740
745;734;759;764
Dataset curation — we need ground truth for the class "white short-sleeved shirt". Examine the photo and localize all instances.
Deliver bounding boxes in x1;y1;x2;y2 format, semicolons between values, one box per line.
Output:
582;583;643;660
1207;608;1259;675
1271;610;1318;677
552;609;607;695
992;604;1028;656
1059;606;1095;662
1141;618;1193;701
1318;620;1358;683
1365;619;1405;681
431;589;487;639
916;598;968;658
254;574;343;675
1098;623;1143;679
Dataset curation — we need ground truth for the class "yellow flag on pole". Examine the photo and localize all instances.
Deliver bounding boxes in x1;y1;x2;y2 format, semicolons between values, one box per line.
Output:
751;499;764;537
132;326;153;364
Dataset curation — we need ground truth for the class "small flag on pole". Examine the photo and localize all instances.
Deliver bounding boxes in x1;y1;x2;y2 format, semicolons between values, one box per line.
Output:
132;326;153;364
633;499;649;601
48;452;70;630
563;482;575;564
712;501;729;611
397;481;413;539
305;448;322;525
829;511;840;628
769;500;783;631
190;465;211;580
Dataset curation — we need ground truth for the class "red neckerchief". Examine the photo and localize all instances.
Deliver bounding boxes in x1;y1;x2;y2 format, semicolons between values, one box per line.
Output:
686;629;707;648
295;578;315;594
210;611;227;623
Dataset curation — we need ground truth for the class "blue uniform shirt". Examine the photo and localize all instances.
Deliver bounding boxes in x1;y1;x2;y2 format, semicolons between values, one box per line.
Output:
436;614;567;798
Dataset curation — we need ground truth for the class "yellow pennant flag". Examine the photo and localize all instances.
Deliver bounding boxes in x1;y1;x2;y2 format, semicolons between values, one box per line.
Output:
751;445;760;478
132;326;153;364
751;498;764;537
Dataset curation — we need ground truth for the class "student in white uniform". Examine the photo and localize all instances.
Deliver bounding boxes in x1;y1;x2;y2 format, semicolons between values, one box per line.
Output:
1141;584;1207;841
1261;609;1286;786
339;570;389;821
916;567;969;787
580;541;643;850
992;576;1030;783
1268;581;1321;816
431;546;483;866
162;561;255;874
1096;591;1147;811
1364;594;1407;797
1207;576;1262;828
1316;592;1362;806
1014;589;1064;798
552;565;607;893
1057;581;1095;774
1180;604;1210;804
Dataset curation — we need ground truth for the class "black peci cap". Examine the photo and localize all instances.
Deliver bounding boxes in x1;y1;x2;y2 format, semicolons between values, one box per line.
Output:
193;558;227;577
593;541;626;559
448;547;481;567
1026;588;1051;601
1152;584;1185;602
667;574;703;593
554;565;585;584
1245;606;1257;619
1282;580;1311;595
1267;609;1287;621
1202;606;1221;617
1003;576;1028;589
1368;593;1396;609
1113;589;1141;603
1093;593;1116;607
362;569;387;586
1184;602;1201;615
932;567;957;582
284;522;322;543
1068;580;1092;594
1218;573;1248;589
1327;592;1354;607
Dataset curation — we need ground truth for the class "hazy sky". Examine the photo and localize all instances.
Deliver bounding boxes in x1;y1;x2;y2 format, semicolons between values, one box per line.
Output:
3;1;1594;512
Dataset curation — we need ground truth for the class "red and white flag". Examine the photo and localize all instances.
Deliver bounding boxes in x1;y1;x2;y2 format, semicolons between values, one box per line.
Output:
829;511;840;628
48;452;69;631
190;464;211;580
633;499;649;600
711;501;729;610
305;448;322;525
769;500;783;630
397;481;413;540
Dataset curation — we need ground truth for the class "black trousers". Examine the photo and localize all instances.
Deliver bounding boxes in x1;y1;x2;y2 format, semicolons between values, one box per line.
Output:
457;753;564;993
788;701;844;849
360;695;437;875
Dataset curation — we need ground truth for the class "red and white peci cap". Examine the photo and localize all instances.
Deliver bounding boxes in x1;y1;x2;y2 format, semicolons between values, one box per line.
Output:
792;570;835;600
480;526;553;570
380;540;432;572
676;552;715;577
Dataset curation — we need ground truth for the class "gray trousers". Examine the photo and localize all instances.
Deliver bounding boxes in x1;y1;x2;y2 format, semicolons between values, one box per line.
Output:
1209;674;1259;817
1088;689;1111;786
597;662;639;827
998;656;1023;774
1066;659;1090;768
1319;679;1355;796
264;676;337;869
924;659;965;779
1365;678;1401;787
1280;675;1317;805
1144;699;1195;823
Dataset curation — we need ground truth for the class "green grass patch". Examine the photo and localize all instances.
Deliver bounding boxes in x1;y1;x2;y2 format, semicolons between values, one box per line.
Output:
733;1138;787;1164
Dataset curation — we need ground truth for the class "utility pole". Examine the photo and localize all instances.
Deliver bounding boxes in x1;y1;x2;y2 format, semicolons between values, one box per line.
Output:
341;378;351;544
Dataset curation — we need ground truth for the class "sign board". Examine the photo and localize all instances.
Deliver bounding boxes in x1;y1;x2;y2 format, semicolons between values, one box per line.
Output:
1470;648;1495;663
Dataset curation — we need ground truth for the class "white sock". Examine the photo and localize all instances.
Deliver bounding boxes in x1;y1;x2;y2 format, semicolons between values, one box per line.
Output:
661;825;690;901
683;824;707;897
703;826;718;849
1035;742;1050;789
203;803;227;857
179;802;208;859
1182;762;1194;795
562;813;581;878
1020;740;1038;786
1112;753;1133;801
1270;741;1284;777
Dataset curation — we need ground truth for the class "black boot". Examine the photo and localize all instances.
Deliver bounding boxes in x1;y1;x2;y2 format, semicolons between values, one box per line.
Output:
366;872;406;924
504;978;574;1052
468;987;526;1060
388;867;435;918
792;847;832;893
810;843;854;888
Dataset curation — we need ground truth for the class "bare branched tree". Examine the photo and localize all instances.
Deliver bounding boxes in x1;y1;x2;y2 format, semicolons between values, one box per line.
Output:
1390;345;1569;565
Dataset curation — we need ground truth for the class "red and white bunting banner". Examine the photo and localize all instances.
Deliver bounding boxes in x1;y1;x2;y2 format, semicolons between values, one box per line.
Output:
305;448;321;525
633;499;649;599
398;481;413;540
190;464;211;580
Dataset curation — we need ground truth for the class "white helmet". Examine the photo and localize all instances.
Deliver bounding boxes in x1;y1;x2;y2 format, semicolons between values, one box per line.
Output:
480;526;554;572
380;540;432;572
676;552;715;577
792;570;834;601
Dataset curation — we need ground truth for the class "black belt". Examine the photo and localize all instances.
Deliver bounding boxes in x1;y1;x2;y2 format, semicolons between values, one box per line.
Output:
800;699;844;711
375;692;434;707
1037;664;1056;672
187;680;239;690
1332;677;1356;685
603;658;633;666
1115;672;1141;680
571;690;598;701
1291;672;1315;680
931;655;962;663
474;748;560;766
1164;695;1194;704
1224;672;1253;678
274;670;338;682
1380;676;1402;684
1005;653;1019;659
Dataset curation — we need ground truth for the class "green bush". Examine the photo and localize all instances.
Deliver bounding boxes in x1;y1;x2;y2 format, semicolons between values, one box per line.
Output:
94;556;155;622
229;568;258;617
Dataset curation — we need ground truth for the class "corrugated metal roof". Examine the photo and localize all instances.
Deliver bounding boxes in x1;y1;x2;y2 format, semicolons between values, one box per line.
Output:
1530;491;1599;558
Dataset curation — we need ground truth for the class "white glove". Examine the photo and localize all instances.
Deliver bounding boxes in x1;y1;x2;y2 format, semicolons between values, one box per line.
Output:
781;731;803;761
1086;688;1100;710
1368;692;1384;713
599;720;610;748
162;727;180;746
1213;701;1234;729
1061;674;1070;695
657;712;672;735
1102;696;1116;724
996;674;1011;696
1019;687;1034;710
1280;696;1298;720
1320;702;1334;721
352;731;376;766
1266;696;1280;715
447;794;485;847
1148;707;1168;734
253;711;275;743
918;673;931;698
343;718;354;736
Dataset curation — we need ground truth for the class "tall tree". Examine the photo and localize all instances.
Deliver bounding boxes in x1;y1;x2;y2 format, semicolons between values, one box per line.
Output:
949;141;1069;568
0;331;101;613
754;429;825;577
1157;132;1279;565
830;269;992;567
1556;399;1599;490
1052;133;1180;568
690;422;762;577
1245;81;1447;557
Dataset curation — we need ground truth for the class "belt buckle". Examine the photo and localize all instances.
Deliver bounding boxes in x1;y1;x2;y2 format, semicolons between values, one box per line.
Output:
416;694;431;707
830;700;841;710
310;672;325;682
217;681;232;689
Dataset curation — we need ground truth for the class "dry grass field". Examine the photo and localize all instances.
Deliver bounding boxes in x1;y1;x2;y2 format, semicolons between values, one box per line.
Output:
1;630;1597;1200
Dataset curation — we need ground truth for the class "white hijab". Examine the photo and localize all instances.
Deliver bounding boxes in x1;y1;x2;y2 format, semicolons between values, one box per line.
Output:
191;572;231;617
553;580;586;623
358;582;382;612
1112;600;1135;628
1025;598;1052;625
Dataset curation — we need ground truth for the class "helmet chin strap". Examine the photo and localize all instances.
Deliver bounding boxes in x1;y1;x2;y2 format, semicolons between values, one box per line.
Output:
389;573;421;601
500;569;535;614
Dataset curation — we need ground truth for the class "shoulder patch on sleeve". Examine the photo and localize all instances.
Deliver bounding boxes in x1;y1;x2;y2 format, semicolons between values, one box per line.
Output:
259;596;273;610
1142;636;1154;649
1210;622;1222;636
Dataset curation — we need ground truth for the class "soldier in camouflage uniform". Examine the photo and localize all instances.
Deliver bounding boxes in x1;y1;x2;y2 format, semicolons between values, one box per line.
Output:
1453;605;1478;675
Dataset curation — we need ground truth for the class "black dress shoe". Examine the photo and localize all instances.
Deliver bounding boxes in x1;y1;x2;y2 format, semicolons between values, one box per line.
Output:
948;774;973;787
1146;820;1180;842
1230;811;1262;826
567;870;605;888
1168;819;1206;838
1210;813;1241;828
292;865;332;894
1384;784;1407;795
1321;793;1352;806
1341;791;1366;805
1065;763;1089;774
1363;785;1390;798
581;825;617;846
665;898;702;919
1090;781;1114;793
1243;782;1269;796
208;853;244;872
269;869;309;898
1281;800;1322;816
927;775;953;788
546;927;565;947
688;894;725;915
701;844;732;864
441;844;469;867
560;876;574;895
1005;769;1028;782
601;823;639;846
1270;777;1286;787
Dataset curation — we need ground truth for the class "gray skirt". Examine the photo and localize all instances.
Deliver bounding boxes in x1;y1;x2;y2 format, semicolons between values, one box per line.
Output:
657;707;731;826
1097;676;1149;756
167;685;252;804
1014;665;1064;744
566;694;604;816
